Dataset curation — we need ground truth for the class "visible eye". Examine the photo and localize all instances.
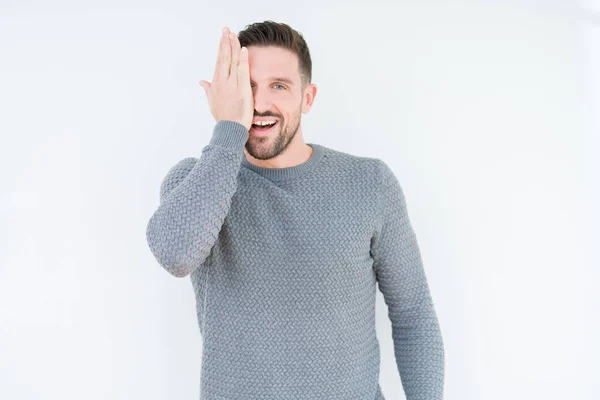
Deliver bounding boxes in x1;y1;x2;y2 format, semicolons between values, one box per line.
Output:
250;84;287;90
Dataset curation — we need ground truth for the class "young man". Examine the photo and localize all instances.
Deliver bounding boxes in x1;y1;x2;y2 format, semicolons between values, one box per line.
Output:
146;20;445;400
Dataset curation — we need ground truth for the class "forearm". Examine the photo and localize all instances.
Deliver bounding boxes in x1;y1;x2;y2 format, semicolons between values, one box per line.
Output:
146;120;248;277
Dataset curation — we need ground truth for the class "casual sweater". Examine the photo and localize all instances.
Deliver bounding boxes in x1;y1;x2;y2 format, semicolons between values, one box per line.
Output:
145;120;445;400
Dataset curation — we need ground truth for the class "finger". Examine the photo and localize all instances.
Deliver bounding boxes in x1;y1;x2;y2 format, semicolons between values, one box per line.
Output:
229;31;240;81
238;46;250;88
212;29;224;83
212;27;230;82
215;26;231;82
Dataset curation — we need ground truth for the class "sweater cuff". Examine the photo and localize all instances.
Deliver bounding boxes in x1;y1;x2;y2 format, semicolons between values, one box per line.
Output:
209;120;249;149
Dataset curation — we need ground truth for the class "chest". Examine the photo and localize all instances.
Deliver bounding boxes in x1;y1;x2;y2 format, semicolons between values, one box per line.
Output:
215;179;379;270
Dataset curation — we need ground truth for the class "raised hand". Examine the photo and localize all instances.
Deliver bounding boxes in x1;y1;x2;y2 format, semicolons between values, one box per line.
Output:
199;26;254;131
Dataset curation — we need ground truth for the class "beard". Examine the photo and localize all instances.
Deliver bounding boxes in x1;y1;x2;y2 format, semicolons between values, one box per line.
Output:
245;109;302;161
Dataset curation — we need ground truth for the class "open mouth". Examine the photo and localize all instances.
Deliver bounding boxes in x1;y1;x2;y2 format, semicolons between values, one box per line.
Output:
251;120;279;133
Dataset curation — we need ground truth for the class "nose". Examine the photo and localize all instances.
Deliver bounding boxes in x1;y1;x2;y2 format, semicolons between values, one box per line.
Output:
251;87;275;115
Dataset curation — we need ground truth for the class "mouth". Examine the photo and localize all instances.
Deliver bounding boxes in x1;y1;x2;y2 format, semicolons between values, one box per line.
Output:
250;120;279;135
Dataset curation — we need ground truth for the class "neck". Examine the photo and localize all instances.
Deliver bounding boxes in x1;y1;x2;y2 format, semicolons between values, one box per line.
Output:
240;142;325;181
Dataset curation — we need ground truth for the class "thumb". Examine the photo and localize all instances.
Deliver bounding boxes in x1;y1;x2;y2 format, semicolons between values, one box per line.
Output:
199;80;210;95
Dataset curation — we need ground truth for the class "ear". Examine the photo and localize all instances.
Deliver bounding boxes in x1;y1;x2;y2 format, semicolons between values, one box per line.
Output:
301;83;318;114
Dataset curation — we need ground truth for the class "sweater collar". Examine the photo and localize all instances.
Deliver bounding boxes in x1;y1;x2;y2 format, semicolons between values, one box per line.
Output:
241;143;325;180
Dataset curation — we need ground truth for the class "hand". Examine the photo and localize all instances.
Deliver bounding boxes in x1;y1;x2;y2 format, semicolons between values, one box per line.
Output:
199;26;254;131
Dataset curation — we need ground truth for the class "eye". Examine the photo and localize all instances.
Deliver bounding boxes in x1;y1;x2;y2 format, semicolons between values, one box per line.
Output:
273;84;286;90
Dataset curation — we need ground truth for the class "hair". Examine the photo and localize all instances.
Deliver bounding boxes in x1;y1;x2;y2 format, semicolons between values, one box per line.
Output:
237;21;312;90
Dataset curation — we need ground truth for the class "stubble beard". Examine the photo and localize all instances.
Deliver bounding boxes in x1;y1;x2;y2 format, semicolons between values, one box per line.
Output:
245;112;301;161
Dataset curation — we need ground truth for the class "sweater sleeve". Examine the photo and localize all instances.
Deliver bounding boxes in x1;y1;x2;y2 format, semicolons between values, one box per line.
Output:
145;120;249;278
370;160;445;399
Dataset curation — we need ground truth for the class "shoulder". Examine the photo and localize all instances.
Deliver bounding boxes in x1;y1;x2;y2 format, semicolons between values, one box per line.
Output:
317;144;386;183
162;157;197;183
159;157;198;199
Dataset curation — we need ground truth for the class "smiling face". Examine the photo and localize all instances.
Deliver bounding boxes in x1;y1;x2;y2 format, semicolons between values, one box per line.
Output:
245;45;316;160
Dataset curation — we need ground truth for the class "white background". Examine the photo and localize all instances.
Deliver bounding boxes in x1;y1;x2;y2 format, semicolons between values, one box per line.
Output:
1;0;597;399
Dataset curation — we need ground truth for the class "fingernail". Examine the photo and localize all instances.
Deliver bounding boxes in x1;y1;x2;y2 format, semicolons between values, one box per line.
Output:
222;27;228;35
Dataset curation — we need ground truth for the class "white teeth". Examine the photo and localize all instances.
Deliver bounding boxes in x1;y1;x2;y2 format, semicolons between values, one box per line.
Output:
253;121;276;126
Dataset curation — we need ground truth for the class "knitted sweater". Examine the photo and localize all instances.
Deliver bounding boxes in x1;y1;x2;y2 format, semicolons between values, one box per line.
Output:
145;120;445;400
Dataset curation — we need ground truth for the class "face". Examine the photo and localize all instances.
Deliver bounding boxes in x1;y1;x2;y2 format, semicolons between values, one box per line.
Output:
245;45;315;160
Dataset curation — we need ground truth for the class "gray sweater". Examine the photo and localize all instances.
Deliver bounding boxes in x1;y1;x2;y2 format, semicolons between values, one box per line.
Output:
145;120;445;399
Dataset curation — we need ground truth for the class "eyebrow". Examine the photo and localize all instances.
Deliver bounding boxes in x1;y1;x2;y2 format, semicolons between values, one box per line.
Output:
250;77;295;86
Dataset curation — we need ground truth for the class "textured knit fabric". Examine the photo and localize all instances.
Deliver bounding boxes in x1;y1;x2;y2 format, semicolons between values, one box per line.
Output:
145;120;445;400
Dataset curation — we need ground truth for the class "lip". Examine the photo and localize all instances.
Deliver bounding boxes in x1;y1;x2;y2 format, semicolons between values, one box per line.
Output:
250;120;278;136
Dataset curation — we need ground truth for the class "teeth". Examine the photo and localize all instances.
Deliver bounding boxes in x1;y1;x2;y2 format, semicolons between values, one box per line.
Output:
253;121;276;126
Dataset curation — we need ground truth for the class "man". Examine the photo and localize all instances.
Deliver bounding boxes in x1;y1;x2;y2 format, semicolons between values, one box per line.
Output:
146;20;445;400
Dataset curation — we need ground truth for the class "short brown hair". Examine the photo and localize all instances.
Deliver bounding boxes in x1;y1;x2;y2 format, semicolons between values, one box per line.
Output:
237;21;312;89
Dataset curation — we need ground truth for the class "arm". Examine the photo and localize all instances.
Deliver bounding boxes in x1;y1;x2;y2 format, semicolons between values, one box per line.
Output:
370;160;445;399
145;120;248;278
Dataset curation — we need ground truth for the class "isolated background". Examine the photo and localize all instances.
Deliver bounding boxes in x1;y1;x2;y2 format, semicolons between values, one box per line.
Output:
1;0;597;399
